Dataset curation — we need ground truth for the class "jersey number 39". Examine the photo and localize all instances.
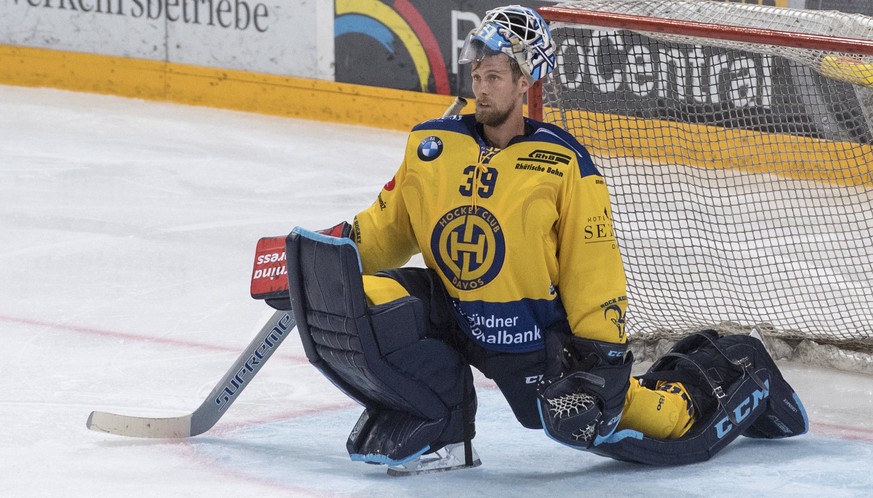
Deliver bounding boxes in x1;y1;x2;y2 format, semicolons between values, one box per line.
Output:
459;166;498;198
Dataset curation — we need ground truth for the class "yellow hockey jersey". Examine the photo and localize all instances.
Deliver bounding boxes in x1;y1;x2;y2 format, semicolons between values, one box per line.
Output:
352;114;627;353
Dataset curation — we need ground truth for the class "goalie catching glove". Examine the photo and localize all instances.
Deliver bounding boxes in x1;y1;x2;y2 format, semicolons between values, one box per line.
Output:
537;335;633;449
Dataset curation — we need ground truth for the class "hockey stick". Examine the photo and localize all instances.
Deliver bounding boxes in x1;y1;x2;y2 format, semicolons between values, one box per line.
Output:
88;95;462;438
87;310;296;438
442;96;468;117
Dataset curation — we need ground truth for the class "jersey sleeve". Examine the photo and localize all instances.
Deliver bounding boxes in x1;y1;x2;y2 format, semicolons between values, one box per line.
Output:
555;150;629;345
352;155;420;275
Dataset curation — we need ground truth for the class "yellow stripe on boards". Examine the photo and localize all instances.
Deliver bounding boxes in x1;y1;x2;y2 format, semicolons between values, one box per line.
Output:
0;45;458;132
9;43;863;188
0;45;167;100
558;108;873;188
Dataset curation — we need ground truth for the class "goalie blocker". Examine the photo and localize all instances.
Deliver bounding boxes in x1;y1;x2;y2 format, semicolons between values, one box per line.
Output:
250;221;351;311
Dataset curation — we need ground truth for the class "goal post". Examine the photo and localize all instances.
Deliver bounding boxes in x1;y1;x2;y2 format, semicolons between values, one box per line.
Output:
532;0;873;373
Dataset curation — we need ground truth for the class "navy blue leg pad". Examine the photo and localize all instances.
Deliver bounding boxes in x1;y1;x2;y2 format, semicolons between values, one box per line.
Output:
584;332;807;465
285;227;474;464
588;370;773;465
738;337;809;439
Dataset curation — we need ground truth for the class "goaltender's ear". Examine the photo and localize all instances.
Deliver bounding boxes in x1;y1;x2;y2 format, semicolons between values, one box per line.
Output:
518;75;530;96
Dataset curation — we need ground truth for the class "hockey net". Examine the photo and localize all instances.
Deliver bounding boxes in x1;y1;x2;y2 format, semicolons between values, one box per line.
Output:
534;0;873;373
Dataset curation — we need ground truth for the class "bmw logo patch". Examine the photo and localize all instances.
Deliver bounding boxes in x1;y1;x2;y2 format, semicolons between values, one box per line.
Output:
417;136;443;161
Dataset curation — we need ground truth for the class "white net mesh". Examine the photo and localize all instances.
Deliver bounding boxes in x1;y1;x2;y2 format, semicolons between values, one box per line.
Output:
543;391;598;442
539;0;873;373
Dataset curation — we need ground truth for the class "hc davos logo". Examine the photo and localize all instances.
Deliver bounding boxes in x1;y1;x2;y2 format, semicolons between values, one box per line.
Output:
431;206;505;290
417;136;443;161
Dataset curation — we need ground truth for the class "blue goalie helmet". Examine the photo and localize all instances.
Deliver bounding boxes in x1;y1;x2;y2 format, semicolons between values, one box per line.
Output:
459;5;556;83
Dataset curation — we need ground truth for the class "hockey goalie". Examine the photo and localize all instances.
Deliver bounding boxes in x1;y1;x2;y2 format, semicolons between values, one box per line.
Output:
251;5;808;475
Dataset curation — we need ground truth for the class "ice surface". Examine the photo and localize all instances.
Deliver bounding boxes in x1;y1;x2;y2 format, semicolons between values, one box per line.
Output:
1;85;870;497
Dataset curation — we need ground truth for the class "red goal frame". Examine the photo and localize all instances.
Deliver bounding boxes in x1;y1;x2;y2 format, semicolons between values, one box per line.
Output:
528;5;873;121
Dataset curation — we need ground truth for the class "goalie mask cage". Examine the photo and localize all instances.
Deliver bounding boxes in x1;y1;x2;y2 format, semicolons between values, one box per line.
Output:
533;0;873;373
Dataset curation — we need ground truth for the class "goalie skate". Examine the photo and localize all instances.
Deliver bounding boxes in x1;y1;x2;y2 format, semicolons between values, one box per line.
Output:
387;443;481;477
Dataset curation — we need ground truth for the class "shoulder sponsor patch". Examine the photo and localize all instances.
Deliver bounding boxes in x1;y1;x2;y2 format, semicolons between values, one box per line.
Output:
417;136;443;161
522;149;571;165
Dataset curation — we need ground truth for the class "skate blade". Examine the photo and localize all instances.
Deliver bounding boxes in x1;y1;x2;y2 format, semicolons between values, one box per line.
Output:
387;458;481;477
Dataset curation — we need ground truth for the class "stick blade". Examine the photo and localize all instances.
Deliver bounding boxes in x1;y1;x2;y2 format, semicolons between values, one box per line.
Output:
87;410;193;438
820;55;873;87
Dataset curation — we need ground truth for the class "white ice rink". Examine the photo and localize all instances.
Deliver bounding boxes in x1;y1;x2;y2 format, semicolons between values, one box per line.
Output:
1;85;872;497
